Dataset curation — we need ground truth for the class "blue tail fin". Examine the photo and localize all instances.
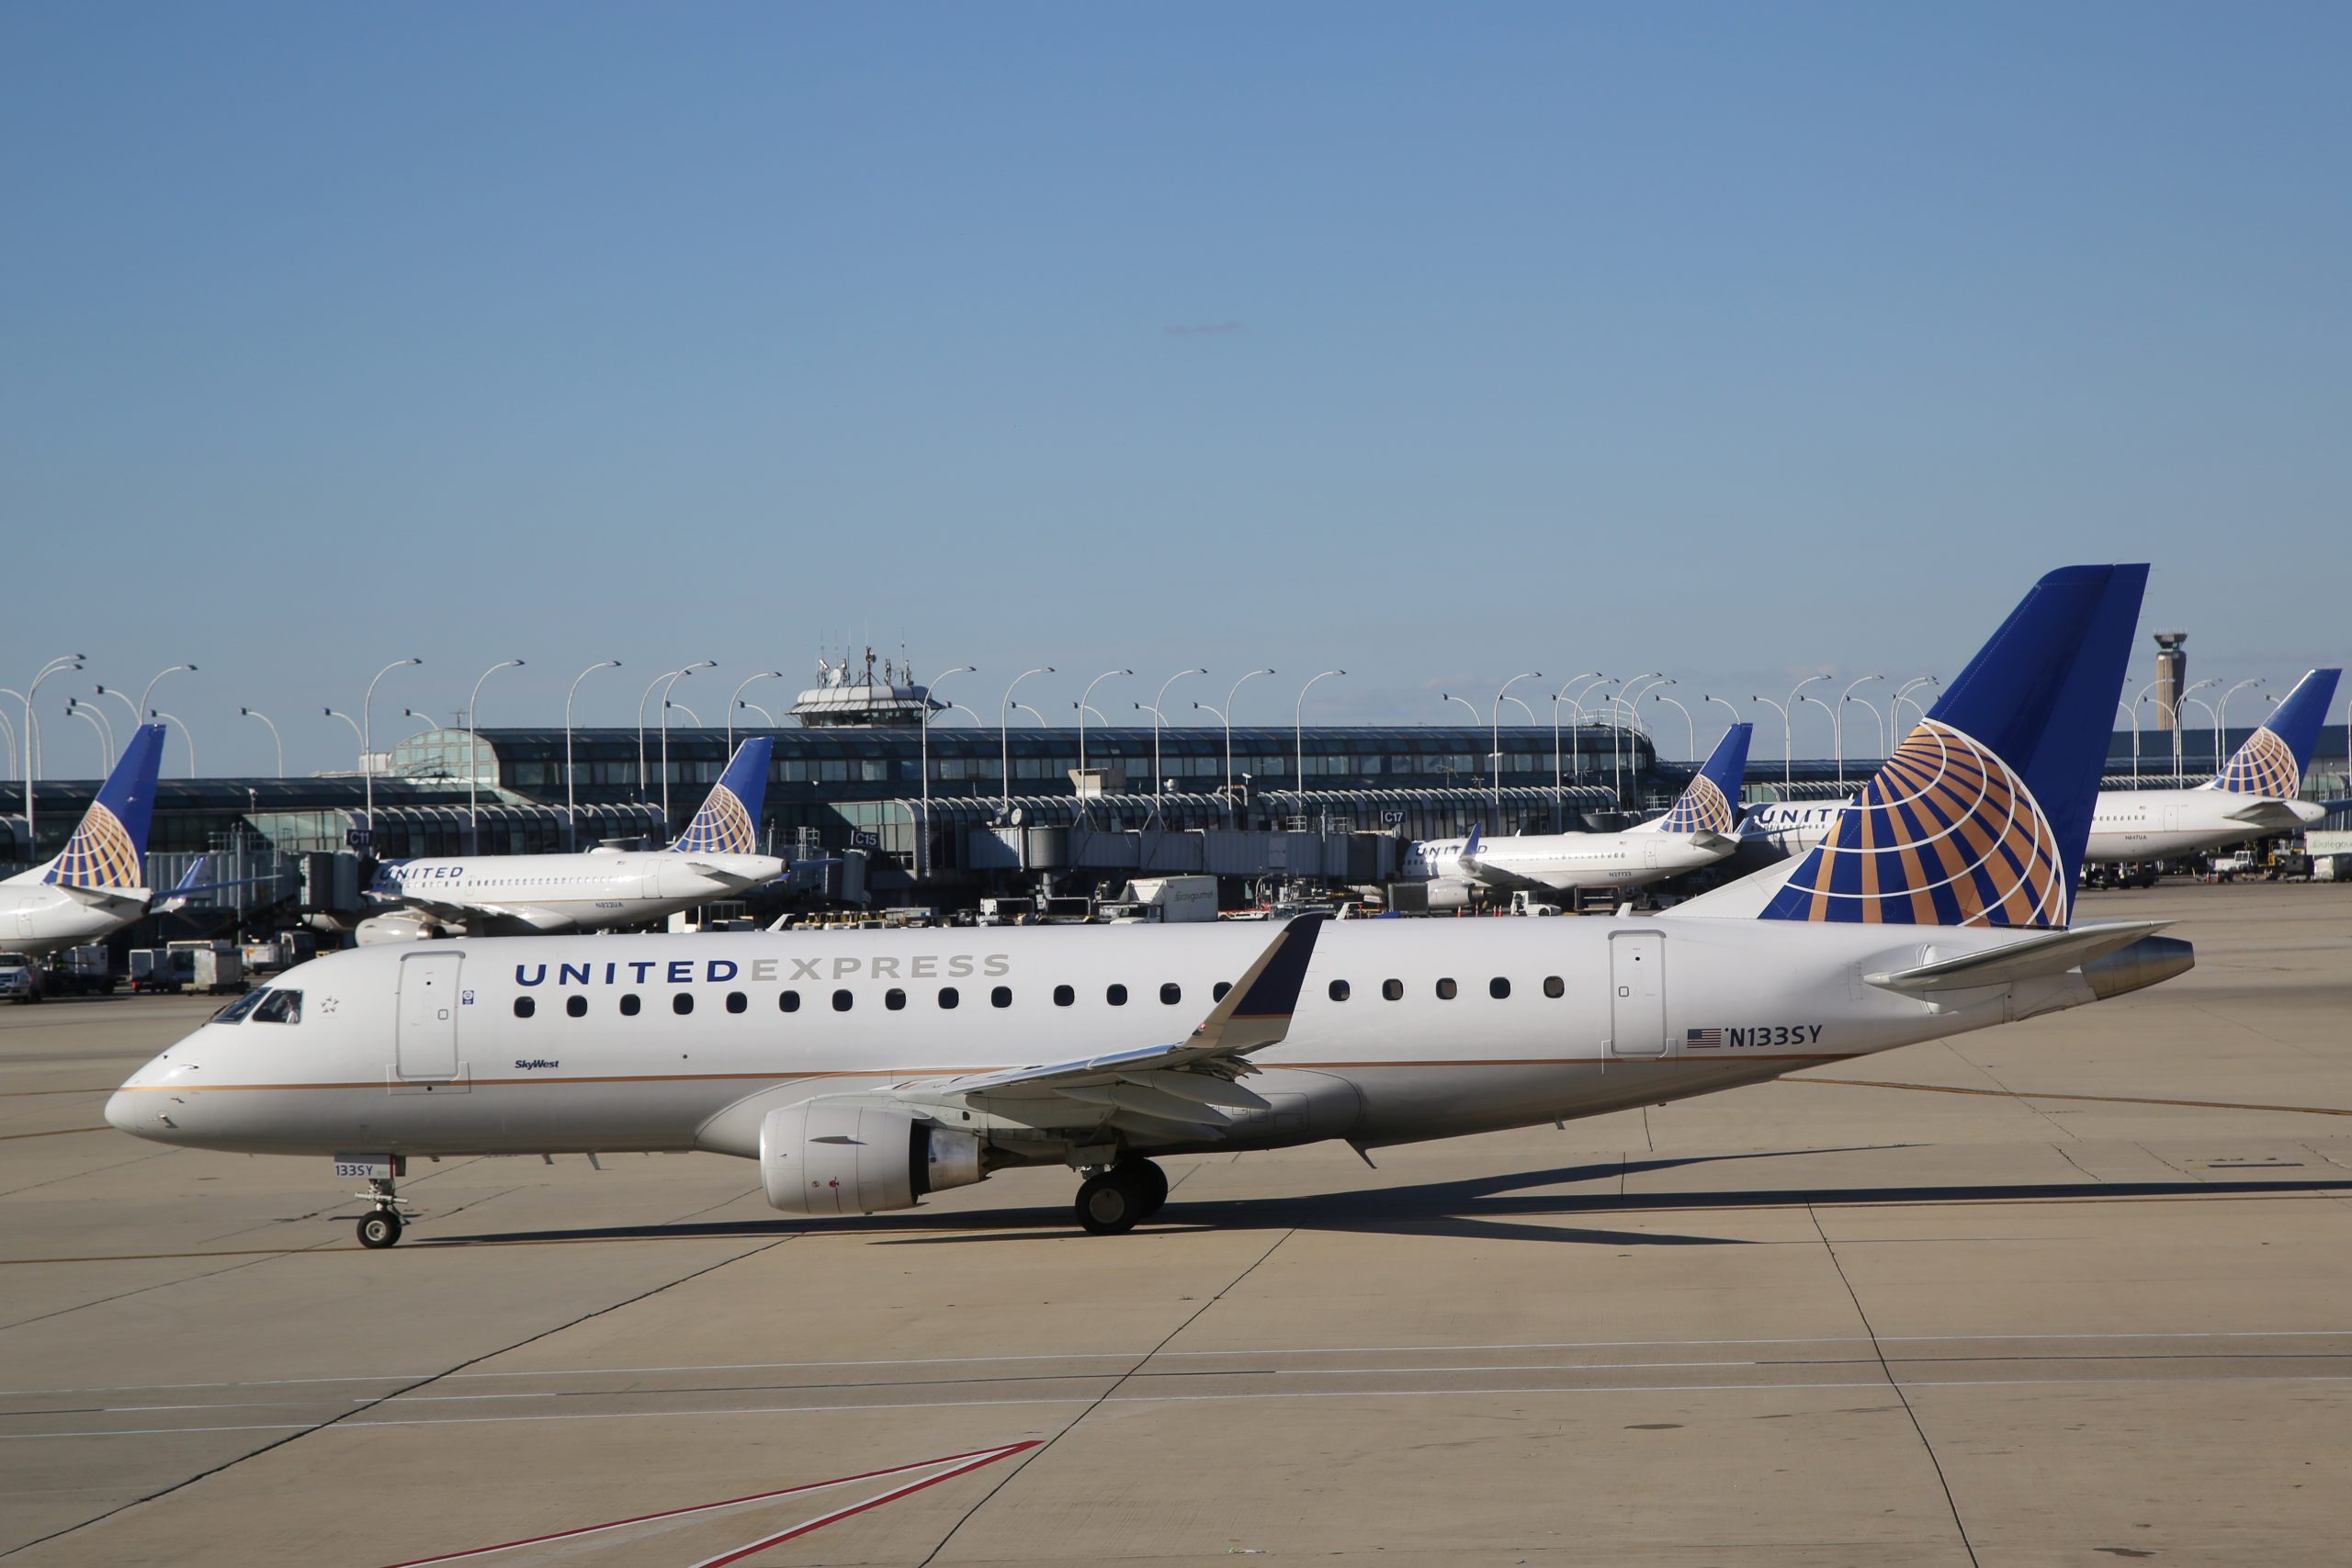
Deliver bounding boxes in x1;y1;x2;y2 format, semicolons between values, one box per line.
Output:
669;737;773;855
46;723;166;888
2210;668;2340;795
1659;724;1751;835
1759;565;2147;928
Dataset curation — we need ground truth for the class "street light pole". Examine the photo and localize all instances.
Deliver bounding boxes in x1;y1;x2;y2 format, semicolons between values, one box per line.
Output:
566;660;620;847
659;662;717;826
1751;694;1794;791
66;704;108;772
2116;701;2139;784
2217;679;2264;772
1001;667;1053;814
361;659;422;832
18;655;85;851
2178;678;2220;778
1219;668;1274;803
466;659;525;852
1489;671;1542;815
1699;694;1743;760
147;711;195;775
1836;674;1883;787
237;708;284;777
1893;675;1939;736
1076;670;1132;774
140;664;196;722
1295;670;1344;808
728;671;785;751
919;667;976;877
1654;693;1696;761
1151;669;1205;806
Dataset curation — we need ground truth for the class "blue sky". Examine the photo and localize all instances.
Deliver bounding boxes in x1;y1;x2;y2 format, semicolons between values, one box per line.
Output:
6;2;2345;775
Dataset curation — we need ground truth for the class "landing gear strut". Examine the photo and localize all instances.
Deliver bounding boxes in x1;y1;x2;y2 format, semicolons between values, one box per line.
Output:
1074;1157;1168;1235
356;1177;409;1248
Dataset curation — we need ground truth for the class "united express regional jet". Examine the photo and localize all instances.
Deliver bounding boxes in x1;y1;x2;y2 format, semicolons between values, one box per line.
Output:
356;738;786;942
1407;723;1753;906
107;567;2193;1246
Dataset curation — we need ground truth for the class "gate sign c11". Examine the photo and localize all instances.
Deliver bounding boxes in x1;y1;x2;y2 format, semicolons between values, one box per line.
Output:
346;828;375;851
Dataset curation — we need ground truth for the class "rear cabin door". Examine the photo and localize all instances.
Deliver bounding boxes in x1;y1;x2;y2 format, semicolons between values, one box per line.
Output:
1607;931;1668;1057
396;952;462;1079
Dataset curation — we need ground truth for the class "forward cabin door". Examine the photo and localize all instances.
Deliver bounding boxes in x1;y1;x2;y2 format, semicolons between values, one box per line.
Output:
396;952;462;1079
1607;931;1668;1057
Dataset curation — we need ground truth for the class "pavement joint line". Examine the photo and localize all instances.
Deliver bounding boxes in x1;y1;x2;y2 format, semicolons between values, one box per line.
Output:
1796;1077;2352;1117
0;1231;806;1562
7;1327;2348;1396
17;1372;2352;1441
913;1224;1301;1568
0;1126;107;1141
1809;1200;1980;1568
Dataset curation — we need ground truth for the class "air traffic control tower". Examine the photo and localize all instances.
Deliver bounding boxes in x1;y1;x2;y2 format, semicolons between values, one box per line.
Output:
2154;631;2188;732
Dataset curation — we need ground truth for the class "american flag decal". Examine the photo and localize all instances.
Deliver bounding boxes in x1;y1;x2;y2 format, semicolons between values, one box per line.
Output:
1686;1027;1724;1049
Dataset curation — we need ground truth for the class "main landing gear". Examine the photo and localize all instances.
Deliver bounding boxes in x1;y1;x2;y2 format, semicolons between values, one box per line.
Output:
356;1177;411;1249
1074;1157;1169;1235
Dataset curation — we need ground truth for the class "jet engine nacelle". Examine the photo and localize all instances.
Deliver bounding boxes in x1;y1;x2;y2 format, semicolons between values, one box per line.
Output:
758;1100;985;1215
353;912;458;945
1387;879;1475;915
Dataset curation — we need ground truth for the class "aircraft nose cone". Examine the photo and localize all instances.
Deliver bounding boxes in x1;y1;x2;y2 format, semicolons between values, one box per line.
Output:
103;1089;140;1135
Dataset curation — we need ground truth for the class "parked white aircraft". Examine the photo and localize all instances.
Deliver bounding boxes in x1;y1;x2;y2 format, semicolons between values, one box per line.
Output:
1406;724;1753;907
356;738;785;942
108;566;2192;1246
1;725;174;957
2085;668;2340;863
1741;668;2343;868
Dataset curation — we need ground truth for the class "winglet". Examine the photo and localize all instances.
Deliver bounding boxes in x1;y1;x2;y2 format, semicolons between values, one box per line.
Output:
1189;912;1329;1057
1461;823;1484;859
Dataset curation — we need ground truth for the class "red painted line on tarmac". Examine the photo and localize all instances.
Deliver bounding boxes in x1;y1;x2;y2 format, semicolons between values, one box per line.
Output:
374;1440;1037;1567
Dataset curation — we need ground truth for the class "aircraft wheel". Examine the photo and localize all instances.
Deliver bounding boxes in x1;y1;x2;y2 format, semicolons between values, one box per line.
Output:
357;1211;403;1249
1116;1157;1169;1219
1075;1170;1145;1235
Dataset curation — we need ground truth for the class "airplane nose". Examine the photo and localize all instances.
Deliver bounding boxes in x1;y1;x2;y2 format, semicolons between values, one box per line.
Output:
104;1089;140;1134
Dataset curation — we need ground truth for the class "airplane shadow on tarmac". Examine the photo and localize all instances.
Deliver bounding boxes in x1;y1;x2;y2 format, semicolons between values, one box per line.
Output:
413;1142;2349;1252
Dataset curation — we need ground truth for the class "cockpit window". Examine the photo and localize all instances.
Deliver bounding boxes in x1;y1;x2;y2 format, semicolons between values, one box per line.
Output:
213;990;268;1024
254;989;302;1024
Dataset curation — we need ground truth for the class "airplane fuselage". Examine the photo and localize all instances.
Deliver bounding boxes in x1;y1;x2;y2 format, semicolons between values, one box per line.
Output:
364;849;785;939
110;917;2140;1166
1740;788;2324;865
0;874;153;958
1408;829;1728;897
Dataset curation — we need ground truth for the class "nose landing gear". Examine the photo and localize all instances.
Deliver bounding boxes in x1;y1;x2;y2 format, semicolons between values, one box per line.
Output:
356;1177;411;1248
1073;1157;1170;1235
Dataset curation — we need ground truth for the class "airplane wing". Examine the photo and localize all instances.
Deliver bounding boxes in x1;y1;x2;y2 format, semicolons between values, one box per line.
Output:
1456;853;1564;894
2223;799;2318;829
888;914;1328;1138
1862;920;2170;996
51;884;155;916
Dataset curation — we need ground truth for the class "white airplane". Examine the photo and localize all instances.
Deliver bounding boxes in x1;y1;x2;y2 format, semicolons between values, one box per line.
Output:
2085;668;2340;863
1406;723;1753;907
1;724;176;958
108;567;2191;1246
1741;668;2344;869
356;738;785;942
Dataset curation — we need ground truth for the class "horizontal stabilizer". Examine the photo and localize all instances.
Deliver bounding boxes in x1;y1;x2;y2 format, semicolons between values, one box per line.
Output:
1863;920;2171;996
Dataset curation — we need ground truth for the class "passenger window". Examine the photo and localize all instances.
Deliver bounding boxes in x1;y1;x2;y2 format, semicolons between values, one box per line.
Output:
254;989;302;1024
1212;981;1231;1001
1160;982;1182;1005
1329;979;1350;1001
1106;983;1127;1006
991;986;1012;1009
939;987;960;1009
1054;985;1074;1007
1489;976;1510;999
832;989;854;1012
1436;977;1458;1000
780;989;800;1013
1383;978;1403;1001
673;992;694;1016
513;997;535;1020
725;991;747;1014
567;995;588;1018
886;988;907;1011
1544;976;1565;998
620;994;641;1017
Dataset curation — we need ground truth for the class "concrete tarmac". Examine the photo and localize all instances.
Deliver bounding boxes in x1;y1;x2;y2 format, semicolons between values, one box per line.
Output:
4;882;2349;1565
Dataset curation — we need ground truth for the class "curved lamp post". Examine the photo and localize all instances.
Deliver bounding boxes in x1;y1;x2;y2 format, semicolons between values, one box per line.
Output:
1001;668;1053;814
1654;693;1696;761
1836;673;1883;785
147;711;195;775
240;707;284;778
918;666;976;869
17;654;85;849
1294;671;1344;807
361;659;422;831
2217;678;2264;773
66;703;109;772
565;660;620;844
1149;670;1206;804
658;664;716;825
1076;670;1132;774
1216;668;1275;804
466;659;525;852
728;671;784;750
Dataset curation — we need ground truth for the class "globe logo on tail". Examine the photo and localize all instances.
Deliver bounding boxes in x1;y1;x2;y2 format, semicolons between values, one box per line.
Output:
1761;719;2068;928
2214;728;2299;797
673;784;758;855
46;805;142;889
1658;775;1736;837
